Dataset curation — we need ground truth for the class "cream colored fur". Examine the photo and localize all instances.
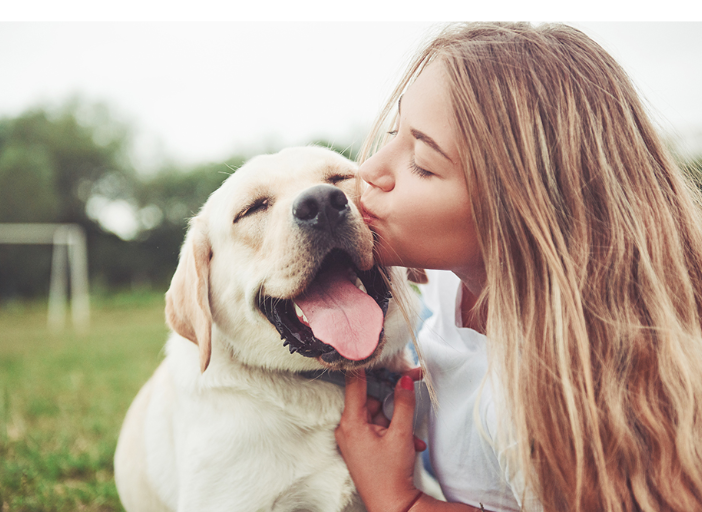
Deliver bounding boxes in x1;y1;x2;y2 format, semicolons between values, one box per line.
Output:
114;146;430;512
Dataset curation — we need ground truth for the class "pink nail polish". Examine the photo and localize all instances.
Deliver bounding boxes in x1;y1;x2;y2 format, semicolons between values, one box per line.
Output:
400;376;413;390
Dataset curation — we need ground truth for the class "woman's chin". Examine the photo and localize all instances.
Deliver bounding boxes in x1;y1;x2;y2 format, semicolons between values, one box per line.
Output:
372;249;398;268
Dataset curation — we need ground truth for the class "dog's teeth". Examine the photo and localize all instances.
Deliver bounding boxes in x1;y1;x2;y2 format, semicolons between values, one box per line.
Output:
293;302;310;325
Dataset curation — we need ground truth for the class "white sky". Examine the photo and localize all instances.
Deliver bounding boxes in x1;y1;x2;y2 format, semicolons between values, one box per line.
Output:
1;21;701;173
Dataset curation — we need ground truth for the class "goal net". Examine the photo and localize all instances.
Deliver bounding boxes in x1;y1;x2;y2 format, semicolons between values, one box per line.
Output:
0;223;89;331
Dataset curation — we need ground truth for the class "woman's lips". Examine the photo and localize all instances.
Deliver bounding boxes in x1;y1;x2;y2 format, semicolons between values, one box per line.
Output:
360;202;379;225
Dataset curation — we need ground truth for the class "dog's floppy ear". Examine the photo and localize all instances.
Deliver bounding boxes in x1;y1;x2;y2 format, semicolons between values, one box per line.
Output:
165;216;213;372
406;268;428;284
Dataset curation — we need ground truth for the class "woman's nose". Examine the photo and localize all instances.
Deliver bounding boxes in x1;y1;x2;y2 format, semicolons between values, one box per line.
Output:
359;149;394;192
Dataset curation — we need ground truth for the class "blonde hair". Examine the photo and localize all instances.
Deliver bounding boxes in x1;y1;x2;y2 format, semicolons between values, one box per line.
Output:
361;22;702;512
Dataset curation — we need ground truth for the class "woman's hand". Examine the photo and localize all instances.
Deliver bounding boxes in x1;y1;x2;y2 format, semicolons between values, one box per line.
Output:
335;369;483;512
335;369;424;512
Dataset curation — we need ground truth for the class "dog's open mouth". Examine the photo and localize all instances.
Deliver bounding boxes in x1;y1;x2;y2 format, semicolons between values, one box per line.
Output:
259;249;391;364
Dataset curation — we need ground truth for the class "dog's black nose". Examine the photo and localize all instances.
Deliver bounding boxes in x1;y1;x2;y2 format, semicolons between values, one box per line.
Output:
293;184;349;234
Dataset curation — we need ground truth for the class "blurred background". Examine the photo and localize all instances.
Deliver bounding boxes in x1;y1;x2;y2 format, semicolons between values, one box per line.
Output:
0;21;701;511
1;22;701;299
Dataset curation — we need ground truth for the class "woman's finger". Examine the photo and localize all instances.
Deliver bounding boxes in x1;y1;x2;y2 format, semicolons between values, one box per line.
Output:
388;375;416;435
371;408;391;428
402;367;423;381
366;396;382;417
343;369;368;422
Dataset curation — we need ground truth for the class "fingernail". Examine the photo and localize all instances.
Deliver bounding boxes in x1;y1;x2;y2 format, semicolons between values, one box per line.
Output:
400;375;413;391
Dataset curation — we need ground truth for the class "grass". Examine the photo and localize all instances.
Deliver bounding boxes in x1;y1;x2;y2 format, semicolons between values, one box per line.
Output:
0;291;169;511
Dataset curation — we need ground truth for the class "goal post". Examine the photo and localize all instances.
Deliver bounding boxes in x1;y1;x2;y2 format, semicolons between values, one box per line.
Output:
0;223;90;331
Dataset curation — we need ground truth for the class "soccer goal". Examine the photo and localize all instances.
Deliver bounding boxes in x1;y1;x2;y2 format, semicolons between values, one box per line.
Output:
0;223;90;331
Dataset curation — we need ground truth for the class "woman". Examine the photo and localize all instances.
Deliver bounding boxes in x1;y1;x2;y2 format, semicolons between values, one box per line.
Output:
335;22;702;512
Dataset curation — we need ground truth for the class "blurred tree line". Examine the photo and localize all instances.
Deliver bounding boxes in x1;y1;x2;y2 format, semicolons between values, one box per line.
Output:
0;100;357;300
2;99;700;301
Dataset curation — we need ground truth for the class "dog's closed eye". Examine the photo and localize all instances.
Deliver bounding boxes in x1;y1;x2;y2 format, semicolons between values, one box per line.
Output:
325;173;354;185
234;197;270;223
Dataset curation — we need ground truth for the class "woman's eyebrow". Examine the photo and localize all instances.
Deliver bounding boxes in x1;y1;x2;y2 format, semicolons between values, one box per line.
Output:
411;128;453;163
397;95;454;164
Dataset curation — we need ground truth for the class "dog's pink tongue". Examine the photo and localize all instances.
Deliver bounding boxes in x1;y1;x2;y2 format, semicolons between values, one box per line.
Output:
295;265;383;361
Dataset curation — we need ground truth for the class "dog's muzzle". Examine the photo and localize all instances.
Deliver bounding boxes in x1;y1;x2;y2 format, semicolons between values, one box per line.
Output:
258;185;391;365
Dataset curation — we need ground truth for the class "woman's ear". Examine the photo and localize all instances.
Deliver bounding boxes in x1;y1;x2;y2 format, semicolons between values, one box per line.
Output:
165;216;213;372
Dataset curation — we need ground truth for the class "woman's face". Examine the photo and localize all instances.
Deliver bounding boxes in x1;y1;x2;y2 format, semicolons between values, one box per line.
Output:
359;60;483;285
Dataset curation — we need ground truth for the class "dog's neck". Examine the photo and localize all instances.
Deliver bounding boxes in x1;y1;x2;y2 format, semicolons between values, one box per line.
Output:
300;368;401;402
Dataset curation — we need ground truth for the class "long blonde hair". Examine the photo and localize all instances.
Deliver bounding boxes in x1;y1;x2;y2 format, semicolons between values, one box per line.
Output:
361;22;702;512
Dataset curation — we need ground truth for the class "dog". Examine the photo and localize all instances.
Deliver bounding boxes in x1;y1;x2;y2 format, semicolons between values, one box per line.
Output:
114;146;432;512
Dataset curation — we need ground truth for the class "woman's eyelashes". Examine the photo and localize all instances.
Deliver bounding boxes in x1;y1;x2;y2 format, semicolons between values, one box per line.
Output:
386;126;432;178
410;158;433;178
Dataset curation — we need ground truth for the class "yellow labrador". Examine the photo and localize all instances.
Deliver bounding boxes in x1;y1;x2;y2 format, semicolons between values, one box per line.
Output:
114;146;428;512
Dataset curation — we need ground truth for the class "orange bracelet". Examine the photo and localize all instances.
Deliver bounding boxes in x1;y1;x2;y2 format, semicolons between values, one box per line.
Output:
400;491;424;512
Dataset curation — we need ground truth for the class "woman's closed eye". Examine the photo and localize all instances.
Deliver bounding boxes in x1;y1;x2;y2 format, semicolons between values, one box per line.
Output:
409;158;433;178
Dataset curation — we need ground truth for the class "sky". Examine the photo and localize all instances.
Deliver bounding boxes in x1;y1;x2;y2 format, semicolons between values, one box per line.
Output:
1;22;702;174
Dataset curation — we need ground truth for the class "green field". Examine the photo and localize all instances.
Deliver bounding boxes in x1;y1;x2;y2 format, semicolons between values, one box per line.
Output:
0;292;169;511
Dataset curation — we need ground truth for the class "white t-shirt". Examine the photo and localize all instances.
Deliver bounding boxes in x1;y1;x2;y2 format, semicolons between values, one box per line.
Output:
417;269;540;512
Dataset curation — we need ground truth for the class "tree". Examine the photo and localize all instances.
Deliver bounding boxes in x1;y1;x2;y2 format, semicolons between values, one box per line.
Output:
0;100;364;299
0;101;135;298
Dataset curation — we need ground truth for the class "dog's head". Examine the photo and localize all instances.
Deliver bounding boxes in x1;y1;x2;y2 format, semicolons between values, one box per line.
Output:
165;146;413;373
